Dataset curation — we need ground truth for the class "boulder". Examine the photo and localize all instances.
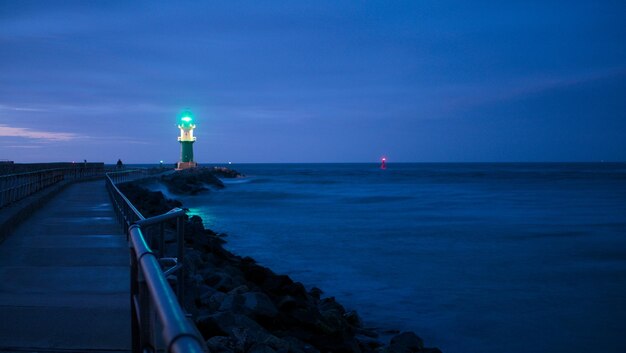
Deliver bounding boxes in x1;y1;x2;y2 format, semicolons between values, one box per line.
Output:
344;310;362;327
198;312;272;342
318;310;347;336
205;272;236;292
185;250;205;271
117;183;182;217
318;297;346;315
262;274;294;295
309;287;323;300
206;292;227;312
261;335;289;351
242;256;256;264
211;166;245;178
219;293;245;313
229;285;250;295
243;264;273;285
281;336;321;353
282;282;308;300
247;343;277;353
277;295;299;312
243;292;279;318
388;332;424;353
207;336;236;353
292;307;326;329
197;285;218;306
356;334;383;350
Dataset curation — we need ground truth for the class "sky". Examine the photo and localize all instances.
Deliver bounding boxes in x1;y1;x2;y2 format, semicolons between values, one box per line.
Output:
1;1;625;163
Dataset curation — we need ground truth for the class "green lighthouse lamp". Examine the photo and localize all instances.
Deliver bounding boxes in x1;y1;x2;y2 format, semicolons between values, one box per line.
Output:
176;111;198;170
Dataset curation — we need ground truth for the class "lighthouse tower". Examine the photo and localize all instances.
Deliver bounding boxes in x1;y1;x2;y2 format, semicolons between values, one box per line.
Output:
176;111;198;170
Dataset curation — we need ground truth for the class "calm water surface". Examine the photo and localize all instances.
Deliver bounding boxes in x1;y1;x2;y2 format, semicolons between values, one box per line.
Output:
173;163;626;353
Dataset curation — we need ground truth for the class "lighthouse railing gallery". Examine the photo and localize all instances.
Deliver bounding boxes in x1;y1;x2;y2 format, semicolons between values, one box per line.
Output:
105;170;206;353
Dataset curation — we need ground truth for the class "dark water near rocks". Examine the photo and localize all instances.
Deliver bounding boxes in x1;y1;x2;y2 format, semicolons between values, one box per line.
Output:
173;163;626;353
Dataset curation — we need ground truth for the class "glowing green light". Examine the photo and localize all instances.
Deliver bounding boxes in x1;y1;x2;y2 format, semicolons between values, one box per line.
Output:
182;116;192;122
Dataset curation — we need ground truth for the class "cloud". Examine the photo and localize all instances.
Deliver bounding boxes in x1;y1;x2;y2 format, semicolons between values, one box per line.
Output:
0;104;46;112
0;124;78;141
432;67;626;117
2;145;42;149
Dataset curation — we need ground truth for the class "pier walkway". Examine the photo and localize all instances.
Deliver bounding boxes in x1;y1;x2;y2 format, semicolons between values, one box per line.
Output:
0;180;130;352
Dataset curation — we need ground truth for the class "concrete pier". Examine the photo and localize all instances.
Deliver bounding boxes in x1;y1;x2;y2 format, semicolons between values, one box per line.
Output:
0;180;130;352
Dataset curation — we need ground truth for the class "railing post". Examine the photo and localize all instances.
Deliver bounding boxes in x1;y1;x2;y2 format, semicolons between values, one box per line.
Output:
159;223;165;258
176;216;185;306
130;245;140;353
139;265;156;352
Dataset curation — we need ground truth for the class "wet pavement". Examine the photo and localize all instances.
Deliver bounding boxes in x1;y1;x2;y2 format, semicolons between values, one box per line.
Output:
0;180;130;352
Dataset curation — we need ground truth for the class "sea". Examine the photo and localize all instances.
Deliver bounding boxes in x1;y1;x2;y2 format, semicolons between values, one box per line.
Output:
152;163;626;353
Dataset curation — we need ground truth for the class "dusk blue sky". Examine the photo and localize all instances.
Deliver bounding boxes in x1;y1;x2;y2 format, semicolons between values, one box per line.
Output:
1;1;625;163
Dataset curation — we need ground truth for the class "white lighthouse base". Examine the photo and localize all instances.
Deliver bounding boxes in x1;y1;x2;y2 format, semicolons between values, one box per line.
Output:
176;161;197;170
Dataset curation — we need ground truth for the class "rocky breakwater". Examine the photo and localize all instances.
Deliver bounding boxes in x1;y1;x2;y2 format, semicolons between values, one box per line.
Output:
119;168;441;353
161;166;243;195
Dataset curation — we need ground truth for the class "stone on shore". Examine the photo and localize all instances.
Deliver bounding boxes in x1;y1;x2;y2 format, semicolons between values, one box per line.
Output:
388;332;424;353
161;167;225;195
243;292;279;318
117;183;182;217
211;166;245;178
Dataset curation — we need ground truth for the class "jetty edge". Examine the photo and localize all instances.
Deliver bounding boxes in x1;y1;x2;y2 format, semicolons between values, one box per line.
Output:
118;169;442;353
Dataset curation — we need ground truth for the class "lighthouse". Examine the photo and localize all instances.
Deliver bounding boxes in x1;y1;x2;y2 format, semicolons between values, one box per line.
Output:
176;111;198;170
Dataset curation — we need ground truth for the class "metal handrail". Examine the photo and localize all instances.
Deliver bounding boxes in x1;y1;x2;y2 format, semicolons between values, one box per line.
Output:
0;166;104;209
106;170;147;229
105;170;206;353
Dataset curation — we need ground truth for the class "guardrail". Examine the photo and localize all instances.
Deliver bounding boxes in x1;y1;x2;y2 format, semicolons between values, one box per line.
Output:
105;170;206;353
0;166;104;209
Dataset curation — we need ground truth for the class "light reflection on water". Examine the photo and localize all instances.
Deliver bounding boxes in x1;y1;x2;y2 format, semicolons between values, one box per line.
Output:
186;207;214;223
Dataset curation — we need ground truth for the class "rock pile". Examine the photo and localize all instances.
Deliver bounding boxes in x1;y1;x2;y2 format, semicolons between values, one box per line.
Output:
211;166;245;179
161;167;226;195
121;181;442;353
118;183;183;216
